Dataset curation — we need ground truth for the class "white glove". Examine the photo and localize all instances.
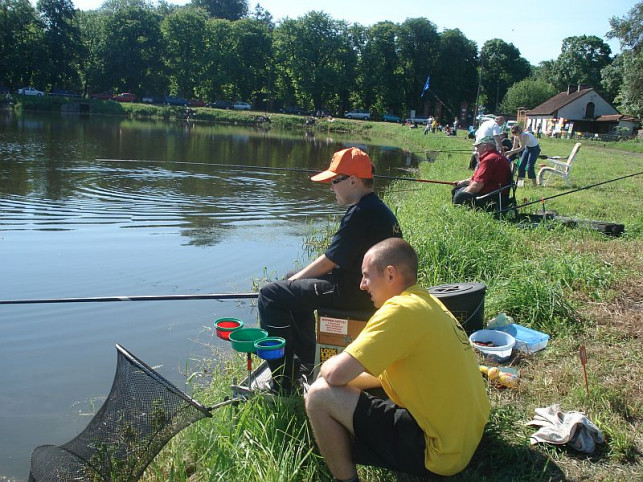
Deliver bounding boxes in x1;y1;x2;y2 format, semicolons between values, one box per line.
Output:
526;404;604;454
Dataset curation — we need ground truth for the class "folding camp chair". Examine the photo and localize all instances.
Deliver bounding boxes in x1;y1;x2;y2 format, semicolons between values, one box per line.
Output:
537;143;581;186
475;161;518;219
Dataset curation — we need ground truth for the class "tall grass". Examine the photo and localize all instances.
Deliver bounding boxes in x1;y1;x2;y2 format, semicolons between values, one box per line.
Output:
145;128;642;481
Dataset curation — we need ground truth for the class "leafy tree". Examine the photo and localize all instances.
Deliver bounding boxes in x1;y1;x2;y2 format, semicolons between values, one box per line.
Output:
77;9;109;94
356;21;403;115
397;18;440;115
100;4;166;95
553;35;612;95
250;3;273;28
201;18;238;101
227;18;273;104
480;39;531;114
606;2;643;117
37;0;84;91
191;0;248;20
434;28;478;121
599;54;624;104
0;0;43;88
161;7;209;97
273;12;355;111
606;1;642;53
500;77;557;114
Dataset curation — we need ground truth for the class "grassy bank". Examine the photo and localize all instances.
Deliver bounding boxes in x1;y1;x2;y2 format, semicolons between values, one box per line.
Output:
15;97;642;480
143;126;641;480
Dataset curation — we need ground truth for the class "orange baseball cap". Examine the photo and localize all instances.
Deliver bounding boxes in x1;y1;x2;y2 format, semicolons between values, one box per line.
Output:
310;147;373;182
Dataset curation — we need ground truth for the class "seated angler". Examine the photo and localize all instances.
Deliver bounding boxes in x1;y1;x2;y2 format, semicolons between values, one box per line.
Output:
452;136;512;208
305;238;489;481
258;147;402;394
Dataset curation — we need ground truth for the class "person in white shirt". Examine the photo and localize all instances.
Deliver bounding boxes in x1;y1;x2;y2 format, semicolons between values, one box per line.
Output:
506;124;541;187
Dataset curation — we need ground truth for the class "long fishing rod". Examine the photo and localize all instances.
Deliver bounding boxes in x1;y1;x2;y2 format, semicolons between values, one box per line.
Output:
414;149;472;153
0;292;259;305
501;170;643;214
95;158;456;186
96;158;319;174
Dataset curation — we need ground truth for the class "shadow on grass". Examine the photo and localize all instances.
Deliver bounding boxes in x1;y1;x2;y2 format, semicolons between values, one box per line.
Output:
458;429;566;481
361;429;566;482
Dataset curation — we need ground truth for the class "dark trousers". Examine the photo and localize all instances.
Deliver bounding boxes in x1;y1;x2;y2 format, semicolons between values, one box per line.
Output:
452;182;477;206
258;275;337;390
452;183;506;209
517;145;541;179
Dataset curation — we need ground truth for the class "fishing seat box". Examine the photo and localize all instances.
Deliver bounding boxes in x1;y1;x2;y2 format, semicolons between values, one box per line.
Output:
314;282;486;371
314;307;373;370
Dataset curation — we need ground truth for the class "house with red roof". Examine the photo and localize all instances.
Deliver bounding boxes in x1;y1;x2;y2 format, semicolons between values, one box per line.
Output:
522;84;639;139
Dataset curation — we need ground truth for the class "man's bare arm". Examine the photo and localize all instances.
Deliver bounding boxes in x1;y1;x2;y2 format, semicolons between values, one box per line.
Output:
289;254;337;281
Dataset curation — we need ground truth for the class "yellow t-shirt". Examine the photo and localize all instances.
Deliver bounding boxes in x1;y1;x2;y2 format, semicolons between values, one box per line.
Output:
345;285;490;476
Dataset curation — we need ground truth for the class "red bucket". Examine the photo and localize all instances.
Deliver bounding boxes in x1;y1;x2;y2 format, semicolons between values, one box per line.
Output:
214;318;244;340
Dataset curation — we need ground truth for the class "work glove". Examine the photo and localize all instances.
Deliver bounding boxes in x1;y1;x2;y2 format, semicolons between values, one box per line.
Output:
526;404;604;454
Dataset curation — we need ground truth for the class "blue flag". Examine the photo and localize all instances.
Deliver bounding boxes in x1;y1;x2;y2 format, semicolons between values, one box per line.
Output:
421;76;430;97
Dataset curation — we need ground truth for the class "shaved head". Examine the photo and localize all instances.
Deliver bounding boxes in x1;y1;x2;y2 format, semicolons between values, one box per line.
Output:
365;238;418;285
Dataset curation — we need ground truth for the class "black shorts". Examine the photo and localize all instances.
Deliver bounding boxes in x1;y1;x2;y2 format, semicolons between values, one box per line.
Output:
352;391;439;478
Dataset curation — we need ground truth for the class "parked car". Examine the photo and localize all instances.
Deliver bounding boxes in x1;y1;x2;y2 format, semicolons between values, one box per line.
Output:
233;101;251;110
207;100;233;109
18;86;45;96
280;106;306;115
90;91;113;100
188;99;207;107
345;109;371;120
164;96;188;106
381;113;401;123
142;96;163;104
49;89;80;97
114;92;137;102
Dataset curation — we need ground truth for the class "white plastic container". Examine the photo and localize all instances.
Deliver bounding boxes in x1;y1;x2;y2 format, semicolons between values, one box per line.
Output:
469;329;515;362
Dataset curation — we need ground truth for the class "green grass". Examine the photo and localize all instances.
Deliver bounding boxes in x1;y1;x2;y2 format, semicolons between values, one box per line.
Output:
75;118;639;481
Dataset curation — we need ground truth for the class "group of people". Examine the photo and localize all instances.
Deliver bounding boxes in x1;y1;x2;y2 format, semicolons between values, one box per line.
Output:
257;147;490;481
455;114;541;208
423;115;459;136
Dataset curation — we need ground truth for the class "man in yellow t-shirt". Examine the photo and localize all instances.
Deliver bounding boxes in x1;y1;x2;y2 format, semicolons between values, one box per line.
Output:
305;238;489;481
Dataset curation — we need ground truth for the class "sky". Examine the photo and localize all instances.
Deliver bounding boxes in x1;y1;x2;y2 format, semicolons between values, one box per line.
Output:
68;0;636;65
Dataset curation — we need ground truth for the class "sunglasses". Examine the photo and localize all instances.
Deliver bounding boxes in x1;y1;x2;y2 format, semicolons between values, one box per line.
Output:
331;175;350;185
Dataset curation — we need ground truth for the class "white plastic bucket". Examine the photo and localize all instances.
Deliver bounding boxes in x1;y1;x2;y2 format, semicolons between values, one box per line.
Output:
469;329;515;362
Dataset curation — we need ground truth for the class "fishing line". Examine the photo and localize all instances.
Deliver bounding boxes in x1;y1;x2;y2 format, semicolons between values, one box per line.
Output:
0;292;259;305
95;158;456;185
499;170;643;214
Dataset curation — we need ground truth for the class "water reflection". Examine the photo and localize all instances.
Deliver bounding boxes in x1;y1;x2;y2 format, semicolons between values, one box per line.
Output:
0;111;415;478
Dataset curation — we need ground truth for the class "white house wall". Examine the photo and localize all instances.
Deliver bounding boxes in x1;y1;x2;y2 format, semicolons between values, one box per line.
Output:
559;91;618;119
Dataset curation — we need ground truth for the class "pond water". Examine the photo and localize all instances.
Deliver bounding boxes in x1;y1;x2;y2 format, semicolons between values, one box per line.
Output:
0;111;414;478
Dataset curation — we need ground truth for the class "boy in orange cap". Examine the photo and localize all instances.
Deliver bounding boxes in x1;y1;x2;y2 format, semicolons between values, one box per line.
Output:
258;147;402;394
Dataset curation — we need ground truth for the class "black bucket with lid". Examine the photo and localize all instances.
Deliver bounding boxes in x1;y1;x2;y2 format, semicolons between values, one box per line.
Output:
428;282;486;335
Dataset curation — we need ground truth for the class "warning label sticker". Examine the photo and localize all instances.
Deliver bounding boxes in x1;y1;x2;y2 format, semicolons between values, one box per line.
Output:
319;316;348;335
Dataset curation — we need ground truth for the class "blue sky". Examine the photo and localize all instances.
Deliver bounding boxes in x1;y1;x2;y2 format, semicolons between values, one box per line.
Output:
69;0;636;65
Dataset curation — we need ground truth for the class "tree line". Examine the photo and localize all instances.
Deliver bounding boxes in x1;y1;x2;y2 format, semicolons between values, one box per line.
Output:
1;0;641;120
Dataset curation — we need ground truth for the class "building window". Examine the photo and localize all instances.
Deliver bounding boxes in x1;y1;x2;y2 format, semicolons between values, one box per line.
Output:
585;102;595;119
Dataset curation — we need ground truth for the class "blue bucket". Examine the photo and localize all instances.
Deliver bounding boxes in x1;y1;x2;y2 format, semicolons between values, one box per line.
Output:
254;337;286;360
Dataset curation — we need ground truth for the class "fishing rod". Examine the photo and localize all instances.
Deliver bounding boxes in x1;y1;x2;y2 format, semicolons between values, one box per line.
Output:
500;170;643;214
413;149;472;153
96;158;319;175
95;158;456;186
0;292;259;305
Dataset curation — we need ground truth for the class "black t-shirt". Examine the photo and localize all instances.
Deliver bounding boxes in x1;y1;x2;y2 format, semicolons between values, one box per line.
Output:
325;192;402;304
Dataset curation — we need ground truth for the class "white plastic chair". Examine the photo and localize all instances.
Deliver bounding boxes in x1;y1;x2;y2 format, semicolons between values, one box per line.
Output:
537;142;581;186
